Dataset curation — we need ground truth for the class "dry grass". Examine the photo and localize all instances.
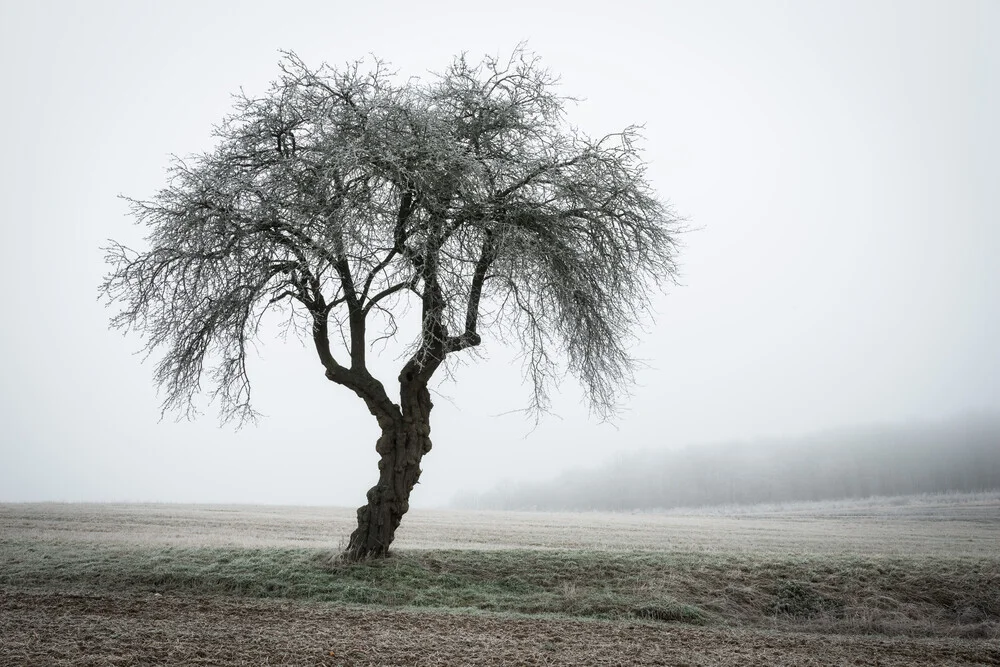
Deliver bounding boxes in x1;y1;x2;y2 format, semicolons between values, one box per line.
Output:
4;541;995;638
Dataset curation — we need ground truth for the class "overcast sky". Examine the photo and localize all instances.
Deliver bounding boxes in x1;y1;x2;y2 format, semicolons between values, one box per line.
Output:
1;0;996;508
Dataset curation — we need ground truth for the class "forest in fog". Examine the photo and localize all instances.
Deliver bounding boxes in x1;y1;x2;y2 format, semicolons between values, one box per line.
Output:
452;415;1000;511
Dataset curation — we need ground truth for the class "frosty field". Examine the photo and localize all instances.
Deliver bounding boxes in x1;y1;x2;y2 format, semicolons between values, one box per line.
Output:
2;494;998;666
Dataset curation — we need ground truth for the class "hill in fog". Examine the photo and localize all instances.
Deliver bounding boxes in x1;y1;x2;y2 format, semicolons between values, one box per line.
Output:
451;415;1000;511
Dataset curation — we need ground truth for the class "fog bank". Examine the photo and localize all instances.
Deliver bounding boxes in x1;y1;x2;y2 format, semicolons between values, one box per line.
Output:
452;415;1000;511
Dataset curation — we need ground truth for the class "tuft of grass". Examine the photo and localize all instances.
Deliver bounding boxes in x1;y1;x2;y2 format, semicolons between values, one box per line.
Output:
2;539;997;637
771;580;839;618
632;602;707;623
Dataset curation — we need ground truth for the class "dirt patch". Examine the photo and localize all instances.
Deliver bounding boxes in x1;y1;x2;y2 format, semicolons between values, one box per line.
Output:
2;589;997;666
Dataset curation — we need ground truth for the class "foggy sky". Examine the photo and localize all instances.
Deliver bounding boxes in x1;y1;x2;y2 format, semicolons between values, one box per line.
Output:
1;0;997;508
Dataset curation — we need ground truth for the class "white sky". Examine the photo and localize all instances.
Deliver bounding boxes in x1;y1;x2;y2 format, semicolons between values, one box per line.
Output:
0;0;996;508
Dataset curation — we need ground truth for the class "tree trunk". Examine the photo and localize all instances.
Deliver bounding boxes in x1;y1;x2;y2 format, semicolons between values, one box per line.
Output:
344;379;433;560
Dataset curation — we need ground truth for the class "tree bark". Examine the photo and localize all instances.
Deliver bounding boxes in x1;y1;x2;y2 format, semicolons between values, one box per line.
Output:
344;378;433;560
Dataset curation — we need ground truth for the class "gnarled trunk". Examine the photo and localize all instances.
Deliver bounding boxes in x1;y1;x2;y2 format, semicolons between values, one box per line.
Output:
344;379;433;560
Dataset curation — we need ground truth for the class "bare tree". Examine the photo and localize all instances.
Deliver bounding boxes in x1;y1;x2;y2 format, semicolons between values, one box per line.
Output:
101;48;681;560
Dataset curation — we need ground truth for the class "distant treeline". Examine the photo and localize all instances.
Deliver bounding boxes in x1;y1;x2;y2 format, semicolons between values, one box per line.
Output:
452;415;1000;511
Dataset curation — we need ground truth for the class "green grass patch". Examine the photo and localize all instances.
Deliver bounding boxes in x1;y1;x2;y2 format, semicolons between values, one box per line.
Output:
2;540;997;637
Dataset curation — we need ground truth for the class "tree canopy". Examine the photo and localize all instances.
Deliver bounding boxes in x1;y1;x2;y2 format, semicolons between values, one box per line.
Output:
103;49;680;426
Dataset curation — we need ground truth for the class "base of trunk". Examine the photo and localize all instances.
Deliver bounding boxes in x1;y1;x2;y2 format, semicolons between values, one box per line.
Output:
343;418;431;561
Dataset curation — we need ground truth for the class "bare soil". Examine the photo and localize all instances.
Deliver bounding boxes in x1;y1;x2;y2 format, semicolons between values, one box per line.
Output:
2;588;997;666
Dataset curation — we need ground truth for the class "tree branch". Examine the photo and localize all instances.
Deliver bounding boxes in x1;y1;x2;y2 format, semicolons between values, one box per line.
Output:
446;229;497;353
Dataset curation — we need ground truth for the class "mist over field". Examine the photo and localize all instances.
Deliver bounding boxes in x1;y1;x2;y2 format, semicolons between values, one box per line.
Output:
452;415;1000;511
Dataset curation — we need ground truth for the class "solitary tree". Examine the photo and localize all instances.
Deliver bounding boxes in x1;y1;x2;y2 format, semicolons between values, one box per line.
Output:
101;49;681;560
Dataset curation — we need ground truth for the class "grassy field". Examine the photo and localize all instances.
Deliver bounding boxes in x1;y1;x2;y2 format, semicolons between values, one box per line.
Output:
2;493;998;665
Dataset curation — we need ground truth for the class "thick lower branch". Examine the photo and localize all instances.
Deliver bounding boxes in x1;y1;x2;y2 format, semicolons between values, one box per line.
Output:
313;311;399;428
